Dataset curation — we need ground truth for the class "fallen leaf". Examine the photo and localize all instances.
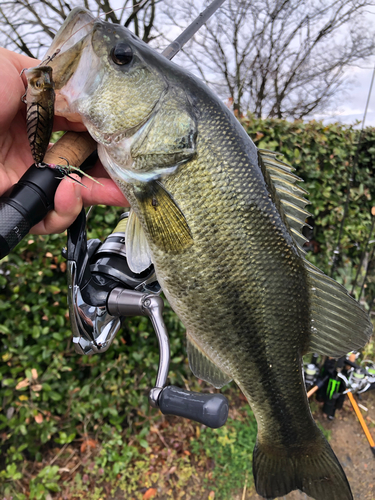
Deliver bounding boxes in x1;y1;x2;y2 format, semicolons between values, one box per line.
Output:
34;413;43;424
31;368;38;380
143;489;157;500
208;492;215;499
80;438;97;453
16;379;30;390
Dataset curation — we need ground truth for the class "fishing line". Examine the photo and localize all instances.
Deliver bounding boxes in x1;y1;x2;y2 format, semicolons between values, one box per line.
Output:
330;61;375;278
350;207;375;295
358;241;375;302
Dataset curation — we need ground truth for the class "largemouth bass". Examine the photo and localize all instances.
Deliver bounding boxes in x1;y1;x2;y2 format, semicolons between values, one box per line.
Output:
46;8;372;499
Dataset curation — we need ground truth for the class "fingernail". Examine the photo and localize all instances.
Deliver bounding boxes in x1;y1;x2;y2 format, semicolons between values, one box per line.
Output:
74;180;82;199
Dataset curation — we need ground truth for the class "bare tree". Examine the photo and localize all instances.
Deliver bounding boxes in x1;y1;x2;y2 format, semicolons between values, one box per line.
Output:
162;0;375;119
0;0;161;59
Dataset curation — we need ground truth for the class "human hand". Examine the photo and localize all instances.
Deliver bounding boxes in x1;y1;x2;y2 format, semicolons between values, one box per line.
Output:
0;47;128;235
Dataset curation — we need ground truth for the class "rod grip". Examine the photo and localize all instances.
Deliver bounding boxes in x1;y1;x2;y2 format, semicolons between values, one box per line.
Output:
0;132;96;260
158;385;229;429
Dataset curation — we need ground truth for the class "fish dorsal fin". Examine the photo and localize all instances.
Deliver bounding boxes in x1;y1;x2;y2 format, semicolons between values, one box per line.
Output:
304;260;372;356
259;149;372;355
125;209;152;274
186;334;232;389
258;149;312;254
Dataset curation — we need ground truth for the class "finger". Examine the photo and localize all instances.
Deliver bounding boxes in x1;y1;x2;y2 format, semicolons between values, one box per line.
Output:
80;177;128;207
53;116;87;133
30;174;83;234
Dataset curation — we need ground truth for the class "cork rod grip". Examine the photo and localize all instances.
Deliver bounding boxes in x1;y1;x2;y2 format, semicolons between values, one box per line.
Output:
44;131;97;167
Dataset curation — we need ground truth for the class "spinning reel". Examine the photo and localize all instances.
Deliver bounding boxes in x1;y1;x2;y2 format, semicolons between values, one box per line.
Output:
63;207;229;429
0;144;229;430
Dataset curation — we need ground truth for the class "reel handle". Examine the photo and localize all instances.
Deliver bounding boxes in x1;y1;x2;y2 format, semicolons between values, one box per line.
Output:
158;385;229;429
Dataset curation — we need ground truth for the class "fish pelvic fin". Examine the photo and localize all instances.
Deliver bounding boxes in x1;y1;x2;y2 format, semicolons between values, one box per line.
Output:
186;333;232;389
253;433;352;500
125;209;153;274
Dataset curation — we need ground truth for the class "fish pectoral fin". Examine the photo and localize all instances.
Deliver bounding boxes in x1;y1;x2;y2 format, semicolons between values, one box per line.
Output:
186;334;232;389
125;209;152;274
133;181;193;253
304;260;372;356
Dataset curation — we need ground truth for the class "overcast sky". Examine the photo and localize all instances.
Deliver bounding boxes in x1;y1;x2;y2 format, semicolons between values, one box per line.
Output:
162;3;375;129
311;62;375;128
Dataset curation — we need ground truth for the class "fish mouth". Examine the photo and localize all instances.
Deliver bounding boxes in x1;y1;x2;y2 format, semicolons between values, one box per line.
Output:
43;8;99;123
41;7;95;66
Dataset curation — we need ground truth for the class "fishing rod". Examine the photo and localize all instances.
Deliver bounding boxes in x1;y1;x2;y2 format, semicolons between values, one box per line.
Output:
350;207;375;295
161;0;226;59
305;354;375;456
0;0;230;429
0;0;226;260
330;62;375;279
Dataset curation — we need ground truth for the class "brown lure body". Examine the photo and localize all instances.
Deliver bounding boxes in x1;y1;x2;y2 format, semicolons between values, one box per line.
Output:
22;66;55;165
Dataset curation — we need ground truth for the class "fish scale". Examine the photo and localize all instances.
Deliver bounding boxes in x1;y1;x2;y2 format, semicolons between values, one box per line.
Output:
47;8;372;498
155;95;312;447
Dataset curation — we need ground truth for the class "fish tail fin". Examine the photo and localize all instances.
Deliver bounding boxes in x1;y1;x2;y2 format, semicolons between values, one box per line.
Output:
253;434;352;500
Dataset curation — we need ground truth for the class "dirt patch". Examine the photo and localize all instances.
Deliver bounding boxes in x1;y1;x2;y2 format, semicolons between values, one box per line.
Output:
246;391;375;500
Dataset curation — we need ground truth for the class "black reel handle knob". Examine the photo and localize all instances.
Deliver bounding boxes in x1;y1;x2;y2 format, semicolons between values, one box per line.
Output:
158;385;229;429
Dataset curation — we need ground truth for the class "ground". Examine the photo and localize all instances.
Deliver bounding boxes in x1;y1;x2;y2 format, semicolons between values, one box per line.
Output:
8;388;375;500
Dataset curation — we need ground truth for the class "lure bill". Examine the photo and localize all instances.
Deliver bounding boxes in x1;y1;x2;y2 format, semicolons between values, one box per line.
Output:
22;66;55;165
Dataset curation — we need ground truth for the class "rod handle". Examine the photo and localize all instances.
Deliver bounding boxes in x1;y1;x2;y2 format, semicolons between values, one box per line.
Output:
0;132;96;260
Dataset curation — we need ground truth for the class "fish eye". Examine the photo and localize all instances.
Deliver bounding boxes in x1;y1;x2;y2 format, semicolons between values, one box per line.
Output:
33;78;42;89
111;43;133;66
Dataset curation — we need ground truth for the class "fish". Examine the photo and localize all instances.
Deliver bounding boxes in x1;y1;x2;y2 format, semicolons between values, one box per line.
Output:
22;66;55;165
46;8;372;499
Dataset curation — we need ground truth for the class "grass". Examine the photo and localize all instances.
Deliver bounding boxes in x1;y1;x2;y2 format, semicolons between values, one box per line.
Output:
190;404;257;500
1;386;258;500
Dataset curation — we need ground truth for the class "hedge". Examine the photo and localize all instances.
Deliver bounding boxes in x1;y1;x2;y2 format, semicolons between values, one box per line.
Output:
1;118;374;493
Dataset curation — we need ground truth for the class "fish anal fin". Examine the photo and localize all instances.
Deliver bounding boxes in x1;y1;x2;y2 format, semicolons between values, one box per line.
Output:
134;181;193;253
186;334;232;389
304;260;372;356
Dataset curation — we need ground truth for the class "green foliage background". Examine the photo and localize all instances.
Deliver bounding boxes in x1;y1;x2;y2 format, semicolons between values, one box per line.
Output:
1;119;375;497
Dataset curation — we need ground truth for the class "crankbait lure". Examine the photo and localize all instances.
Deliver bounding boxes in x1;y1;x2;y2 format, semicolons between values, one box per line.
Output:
21;66;55;166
